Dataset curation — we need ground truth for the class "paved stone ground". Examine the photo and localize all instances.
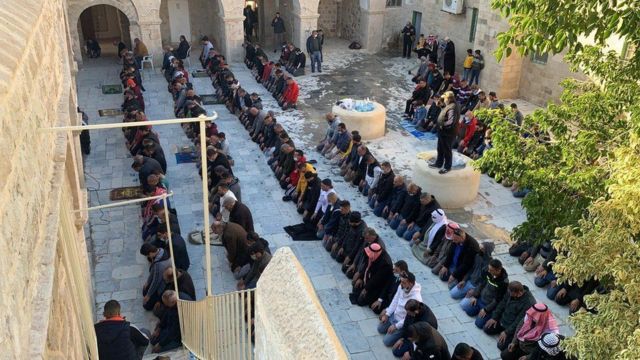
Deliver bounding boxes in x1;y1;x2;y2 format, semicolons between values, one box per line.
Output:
77;44;570;360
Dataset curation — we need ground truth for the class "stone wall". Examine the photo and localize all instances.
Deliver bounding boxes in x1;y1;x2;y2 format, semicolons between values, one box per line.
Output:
518;53;585;105
318;0;338;36
377;0;583;105
0;0;91;358
254;247;348;360
188;0;217;44
338;0;361;41
159;0;171;46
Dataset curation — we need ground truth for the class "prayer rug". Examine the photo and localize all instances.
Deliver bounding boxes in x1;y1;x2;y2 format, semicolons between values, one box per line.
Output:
101;84;123;95
200;94;225;105
187;230;223;246
98;109;124;117
284;223;320;241
191;70;209;78
109;186;144;201
174;144;198;164
400;120;438;142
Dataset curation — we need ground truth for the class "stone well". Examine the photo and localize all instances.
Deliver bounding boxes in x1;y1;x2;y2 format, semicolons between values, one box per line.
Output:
332;101;386;140
412;151;481;208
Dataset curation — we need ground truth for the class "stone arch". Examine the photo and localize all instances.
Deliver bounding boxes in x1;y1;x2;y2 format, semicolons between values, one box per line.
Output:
68;0;141;64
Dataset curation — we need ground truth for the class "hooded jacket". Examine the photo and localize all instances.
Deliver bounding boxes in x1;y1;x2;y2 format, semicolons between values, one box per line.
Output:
146;248;171;297
385;283;423;328
492;286;536;336
95;319;149;360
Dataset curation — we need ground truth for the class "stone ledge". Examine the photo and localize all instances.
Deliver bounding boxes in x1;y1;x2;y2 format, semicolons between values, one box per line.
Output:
255;247;348;360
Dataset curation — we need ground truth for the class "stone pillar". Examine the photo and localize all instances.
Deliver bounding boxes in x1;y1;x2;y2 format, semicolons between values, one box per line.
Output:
221;16;246;62
498;50;524;99
137;20;163;65
292;13;320;49
360;9;385;52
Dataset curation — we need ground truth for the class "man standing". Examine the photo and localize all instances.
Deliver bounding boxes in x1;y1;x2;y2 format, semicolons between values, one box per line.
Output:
430;91;460;174
307;30;323;73
401;21;416;58
271;12;286;52
200;36;214;67
95;300;149;360
133;38;148;69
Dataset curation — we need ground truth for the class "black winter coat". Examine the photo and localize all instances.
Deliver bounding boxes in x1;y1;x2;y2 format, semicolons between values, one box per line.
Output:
95;320;149;360
444;234;480;281
399;191;422;220
374;171;395;202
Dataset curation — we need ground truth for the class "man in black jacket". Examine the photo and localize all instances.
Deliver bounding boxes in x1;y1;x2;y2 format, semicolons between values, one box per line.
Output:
95;300;149;360
349;243;394;307
396;192;440;240
404;79;431;116
150;290;192;353
482;281;536;350
391;299;438;357
460;259;509;325
336;211;366;264
370;260;408;314
154;223;190;271
300;172;321;217
131;155;163;193
389;182;422;231
438;222;480;287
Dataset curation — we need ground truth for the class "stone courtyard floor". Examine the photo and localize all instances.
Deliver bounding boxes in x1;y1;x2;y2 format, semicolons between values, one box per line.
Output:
78;43;569;359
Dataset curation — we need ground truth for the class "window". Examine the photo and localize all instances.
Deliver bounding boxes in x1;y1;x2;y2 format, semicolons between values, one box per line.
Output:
621;40;637;61
386;0;402;7
531;52;549;65
469;8;479;43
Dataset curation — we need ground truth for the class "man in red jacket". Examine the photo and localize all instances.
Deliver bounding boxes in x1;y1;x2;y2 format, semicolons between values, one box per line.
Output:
457;110;478;152
279;77;299;110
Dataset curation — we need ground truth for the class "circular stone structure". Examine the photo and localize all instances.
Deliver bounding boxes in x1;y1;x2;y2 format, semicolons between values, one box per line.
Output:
331;101;386;140
412;150;481;208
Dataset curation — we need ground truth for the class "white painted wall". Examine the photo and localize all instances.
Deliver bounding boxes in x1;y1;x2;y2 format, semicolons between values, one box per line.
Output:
167;0;191;43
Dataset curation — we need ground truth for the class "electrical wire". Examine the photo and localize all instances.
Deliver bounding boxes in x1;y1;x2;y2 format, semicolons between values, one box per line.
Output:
84;171;111;225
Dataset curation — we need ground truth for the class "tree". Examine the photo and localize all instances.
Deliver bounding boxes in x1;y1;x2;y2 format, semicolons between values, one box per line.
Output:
481;0;640;358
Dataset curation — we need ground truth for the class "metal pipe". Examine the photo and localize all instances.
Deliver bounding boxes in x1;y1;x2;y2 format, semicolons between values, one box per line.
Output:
73;192;174;212
40;114;217;132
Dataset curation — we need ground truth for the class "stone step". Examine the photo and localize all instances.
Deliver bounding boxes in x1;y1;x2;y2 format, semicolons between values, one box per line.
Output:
142;347;190;360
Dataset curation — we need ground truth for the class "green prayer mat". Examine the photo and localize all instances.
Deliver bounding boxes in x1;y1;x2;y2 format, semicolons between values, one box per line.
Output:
101;84;123;95
98;109;124;117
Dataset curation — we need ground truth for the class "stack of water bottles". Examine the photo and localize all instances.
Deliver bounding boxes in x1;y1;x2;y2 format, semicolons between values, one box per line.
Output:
354;99;375;112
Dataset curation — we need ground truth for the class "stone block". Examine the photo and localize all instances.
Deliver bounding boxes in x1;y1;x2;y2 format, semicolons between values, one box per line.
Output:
112;264;146;280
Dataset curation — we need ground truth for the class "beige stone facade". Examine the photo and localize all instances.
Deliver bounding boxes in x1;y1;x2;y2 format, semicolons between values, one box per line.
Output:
255;247;348;360
0;0;95;358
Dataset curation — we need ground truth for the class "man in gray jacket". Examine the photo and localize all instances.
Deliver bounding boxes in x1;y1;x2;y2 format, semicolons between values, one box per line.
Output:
238;242;272;290
140;244;172;311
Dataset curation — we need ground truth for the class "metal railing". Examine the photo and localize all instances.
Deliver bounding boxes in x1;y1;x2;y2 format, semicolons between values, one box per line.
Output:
178;290;255;360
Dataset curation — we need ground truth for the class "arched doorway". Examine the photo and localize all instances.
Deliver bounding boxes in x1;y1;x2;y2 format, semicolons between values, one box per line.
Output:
78;5;131;59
